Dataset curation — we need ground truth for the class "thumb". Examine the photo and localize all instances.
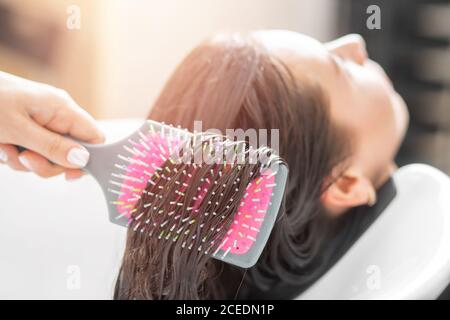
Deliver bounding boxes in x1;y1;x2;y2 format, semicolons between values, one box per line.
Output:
18;121;90;168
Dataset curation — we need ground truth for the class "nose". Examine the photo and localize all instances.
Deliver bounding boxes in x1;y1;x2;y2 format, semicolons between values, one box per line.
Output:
325;34;368;65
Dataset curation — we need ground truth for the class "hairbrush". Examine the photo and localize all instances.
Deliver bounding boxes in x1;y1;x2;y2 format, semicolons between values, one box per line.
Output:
19;120;288;268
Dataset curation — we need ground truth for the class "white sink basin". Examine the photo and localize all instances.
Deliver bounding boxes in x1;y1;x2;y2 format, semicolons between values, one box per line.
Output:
298;164;450;299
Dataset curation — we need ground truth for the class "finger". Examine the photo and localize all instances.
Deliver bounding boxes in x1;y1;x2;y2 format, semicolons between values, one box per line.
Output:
0;143;28;171
0;145;7;163
16;121;91;169
17;150;65;178
64;169;85;181
25;88;105;144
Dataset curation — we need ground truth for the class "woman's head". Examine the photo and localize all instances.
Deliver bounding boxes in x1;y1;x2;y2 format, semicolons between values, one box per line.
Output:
115;30;409;300
251;31;408;212
150;30;408;216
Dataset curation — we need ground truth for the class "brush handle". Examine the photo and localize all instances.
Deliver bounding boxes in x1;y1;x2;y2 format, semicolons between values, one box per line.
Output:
14;142;88;167
14;140;108;171
14;142;113;178
12;120;147;194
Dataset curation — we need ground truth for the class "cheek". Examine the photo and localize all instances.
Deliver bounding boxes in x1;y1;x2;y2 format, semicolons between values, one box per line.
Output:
390;92;409;143
331;82;402;175
363;81;407;153
327;62;409;181
351;86;406;177
359;61;408;141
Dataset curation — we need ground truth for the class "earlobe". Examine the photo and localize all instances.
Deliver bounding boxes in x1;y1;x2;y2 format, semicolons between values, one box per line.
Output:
367;185;377;207
321;169;376;216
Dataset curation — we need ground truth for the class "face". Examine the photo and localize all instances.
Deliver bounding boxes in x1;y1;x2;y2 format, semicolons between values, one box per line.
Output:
253;30;409;188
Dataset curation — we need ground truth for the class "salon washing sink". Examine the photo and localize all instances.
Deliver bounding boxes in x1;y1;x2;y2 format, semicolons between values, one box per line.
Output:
0;119;450;299
298;163;450;299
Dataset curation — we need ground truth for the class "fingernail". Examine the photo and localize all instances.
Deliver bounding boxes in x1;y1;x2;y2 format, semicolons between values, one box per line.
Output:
0;149;7;162
18;156;32;171
67;148;90;168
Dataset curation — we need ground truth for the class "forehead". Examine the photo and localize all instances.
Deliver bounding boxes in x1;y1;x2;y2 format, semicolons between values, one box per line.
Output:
253;30;324;54
253;30;330;62
253;30;334;83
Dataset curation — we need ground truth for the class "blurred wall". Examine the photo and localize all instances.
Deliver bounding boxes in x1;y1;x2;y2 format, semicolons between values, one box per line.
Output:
0;0;338;119
96;0;338;118
0;0;101;115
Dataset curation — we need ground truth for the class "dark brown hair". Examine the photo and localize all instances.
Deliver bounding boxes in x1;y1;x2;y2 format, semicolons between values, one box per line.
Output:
115;33;351;299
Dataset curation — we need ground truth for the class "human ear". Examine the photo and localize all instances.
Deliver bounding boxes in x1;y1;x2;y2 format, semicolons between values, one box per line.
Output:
321;168;376;216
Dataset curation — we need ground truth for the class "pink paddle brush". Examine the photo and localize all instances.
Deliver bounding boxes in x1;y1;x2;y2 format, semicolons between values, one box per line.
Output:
80;120;288;268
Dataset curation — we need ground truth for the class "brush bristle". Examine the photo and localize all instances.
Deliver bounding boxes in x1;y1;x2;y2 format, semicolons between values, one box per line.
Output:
108;122;282;264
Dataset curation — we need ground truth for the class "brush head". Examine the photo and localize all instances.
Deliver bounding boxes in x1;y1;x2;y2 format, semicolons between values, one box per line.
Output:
83;120;288;268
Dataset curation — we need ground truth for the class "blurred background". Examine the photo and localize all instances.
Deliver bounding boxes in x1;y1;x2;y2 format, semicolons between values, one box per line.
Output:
0;0;449;172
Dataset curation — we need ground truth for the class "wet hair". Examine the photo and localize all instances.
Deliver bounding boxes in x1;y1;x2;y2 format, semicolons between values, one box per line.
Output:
114;137;282;299
115;32;352;299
